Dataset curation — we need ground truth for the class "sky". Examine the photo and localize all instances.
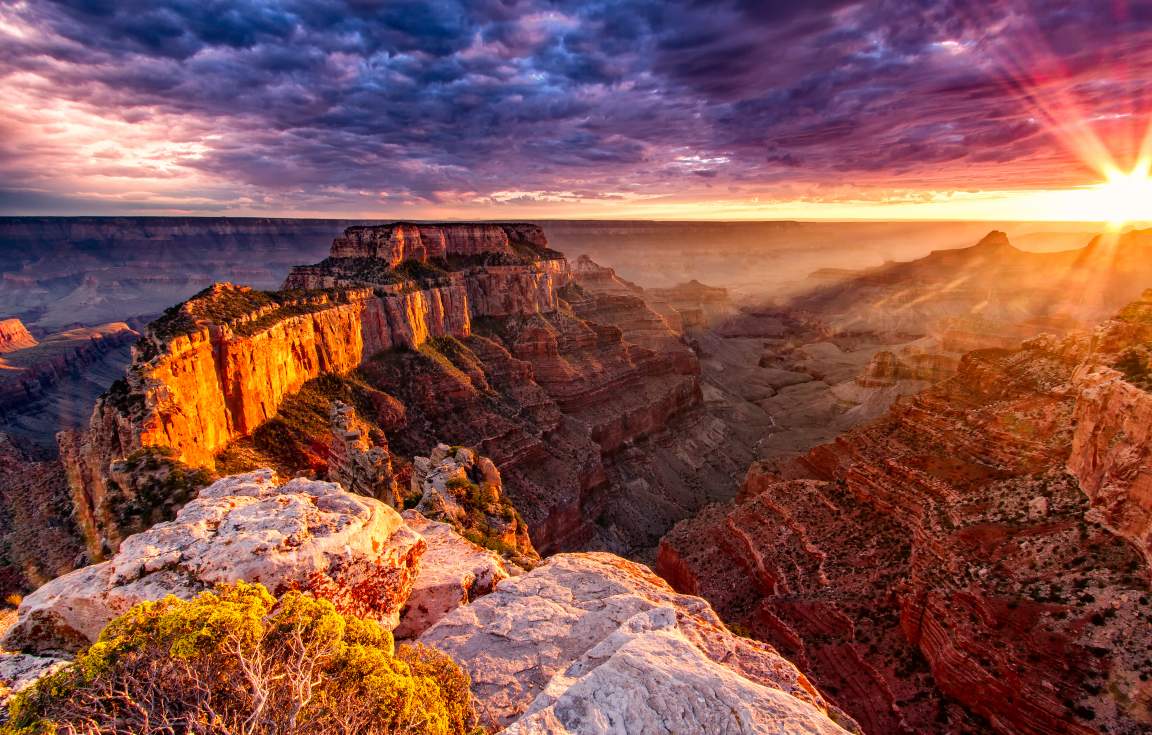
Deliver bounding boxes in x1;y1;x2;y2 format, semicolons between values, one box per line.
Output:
1;0;1152;220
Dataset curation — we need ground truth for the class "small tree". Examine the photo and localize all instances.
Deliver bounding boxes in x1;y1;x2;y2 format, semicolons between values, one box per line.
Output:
4;582;484;735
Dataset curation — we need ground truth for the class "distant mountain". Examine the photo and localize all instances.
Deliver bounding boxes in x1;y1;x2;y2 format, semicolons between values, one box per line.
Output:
791;228;1152;334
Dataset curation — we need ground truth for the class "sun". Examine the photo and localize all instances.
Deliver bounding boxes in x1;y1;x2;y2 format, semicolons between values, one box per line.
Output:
1089;165;1152;228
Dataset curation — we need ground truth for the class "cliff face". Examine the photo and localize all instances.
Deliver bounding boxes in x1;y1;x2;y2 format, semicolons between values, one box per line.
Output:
329;222;548;263
1067;365;1152;563
61;223;711;561
658;307;1152;735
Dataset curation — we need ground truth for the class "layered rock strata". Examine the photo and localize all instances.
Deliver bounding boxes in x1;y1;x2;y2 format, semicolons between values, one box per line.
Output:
0;322;137;416
4;470;425;654
327;222;550;264
658;327;1152;735
419;552;858;733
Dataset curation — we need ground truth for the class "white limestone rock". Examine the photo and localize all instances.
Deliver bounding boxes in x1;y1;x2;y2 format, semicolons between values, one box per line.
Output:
506;607;850;735
418;552;855;732
394;511;513;639
4;470;425;654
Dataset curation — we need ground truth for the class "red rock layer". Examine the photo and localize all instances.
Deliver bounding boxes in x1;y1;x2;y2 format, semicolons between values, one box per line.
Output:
59;220;574;557
659;338;1152;735
60;224;718;560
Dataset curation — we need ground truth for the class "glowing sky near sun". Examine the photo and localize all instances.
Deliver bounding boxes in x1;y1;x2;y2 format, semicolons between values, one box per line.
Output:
1;0;1151;221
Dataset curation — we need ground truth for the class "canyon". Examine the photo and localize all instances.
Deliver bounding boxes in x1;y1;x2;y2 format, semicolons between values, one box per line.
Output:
2;219;1152;734
657;293;1152;735
54;222;720;563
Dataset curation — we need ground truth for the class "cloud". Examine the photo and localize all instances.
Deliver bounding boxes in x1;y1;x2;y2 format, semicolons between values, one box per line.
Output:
0;0;1150;215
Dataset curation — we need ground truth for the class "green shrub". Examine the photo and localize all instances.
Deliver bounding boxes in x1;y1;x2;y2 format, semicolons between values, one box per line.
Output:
4;582;484;735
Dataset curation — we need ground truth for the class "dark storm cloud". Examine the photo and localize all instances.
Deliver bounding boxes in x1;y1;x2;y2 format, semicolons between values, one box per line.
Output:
3;0;1152;210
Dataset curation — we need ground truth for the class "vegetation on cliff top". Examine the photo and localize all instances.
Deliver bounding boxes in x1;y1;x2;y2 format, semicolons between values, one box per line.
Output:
149;285;349;341
4;582;484;735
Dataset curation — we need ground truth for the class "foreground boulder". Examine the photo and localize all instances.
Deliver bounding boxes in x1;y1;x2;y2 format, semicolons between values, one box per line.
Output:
419;552;857;733
4;470;424;654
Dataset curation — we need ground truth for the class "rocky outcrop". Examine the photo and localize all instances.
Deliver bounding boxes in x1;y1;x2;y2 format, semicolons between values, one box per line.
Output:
0;319;36;353
60;223;720;564
1067;366;1152;564
499;309;700;455
329;222;548;263
0;653;70;705
572;255;732;333
659;332;1152;735
132;284;472;468
504;605;852;735
560;282;698;375
4;471;425;654
411;443;537;566
395;510;512;639
856;349;956;387
419;552;858;733
327;401;400;507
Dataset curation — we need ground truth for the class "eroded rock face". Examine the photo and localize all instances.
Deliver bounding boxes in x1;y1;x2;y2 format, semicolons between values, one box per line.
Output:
328;222;547;264
4;471;424;654
59;224;576;556
1068;365;1152;564
0;319;36;353
0;434;85;595
0;322;137;417
659;309;1152;735
328;401;400;507
419;552;858;733
395;510;512;639
411;443;537;566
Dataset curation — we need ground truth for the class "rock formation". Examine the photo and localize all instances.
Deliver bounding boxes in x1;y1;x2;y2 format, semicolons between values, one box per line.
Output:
4;470;424;654
0;653;69;705
327;401;400;507
0;434;85;596
59;224;722;562
58;223;571;555
419;552;858;733
856;349;957;387
0;322;137;422
411;444;537;566
658;298;1152;734
327;222;550;263
0;319;36;353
